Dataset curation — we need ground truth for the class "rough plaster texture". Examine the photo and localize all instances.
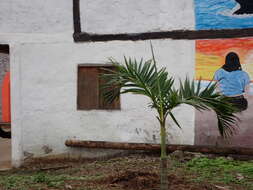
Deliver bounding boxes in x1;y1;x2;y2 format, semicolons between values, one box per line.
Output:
10;40;195;164
81;0;195;34
10;45;24;167
0;33;73;44
0;0;72;33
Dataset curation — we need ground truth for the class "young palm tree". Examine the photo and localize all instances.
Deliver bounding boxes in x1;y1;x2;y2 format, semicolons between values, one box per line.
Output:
102;47;238;190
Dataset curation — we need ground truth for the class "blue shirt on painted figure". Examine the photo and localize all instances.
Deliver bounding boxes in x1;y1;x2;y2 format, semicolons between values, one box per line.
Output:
214;68;250;96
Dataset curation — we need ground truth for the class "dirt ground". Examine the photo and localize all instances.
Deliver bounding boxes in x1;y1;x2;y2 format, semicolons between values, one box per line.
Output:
1;153;251;190
0;137;11;170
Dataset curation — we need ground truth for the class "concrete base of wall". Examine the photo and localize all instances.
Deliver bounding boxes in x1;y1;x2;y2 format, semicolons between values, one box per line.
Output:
21;149;135;167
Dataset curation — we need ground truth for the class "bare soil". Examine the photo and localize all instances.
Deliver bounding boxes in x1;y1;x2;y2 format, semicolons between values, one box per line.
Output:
96;170;218;190
0;154;251;190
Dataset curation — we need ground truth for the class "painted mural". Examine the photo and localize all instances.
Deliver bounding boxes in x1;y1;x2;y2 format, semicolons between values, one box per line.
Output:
196;38;253;81
195;38;253;147
0;53;10;122
195;0;253;30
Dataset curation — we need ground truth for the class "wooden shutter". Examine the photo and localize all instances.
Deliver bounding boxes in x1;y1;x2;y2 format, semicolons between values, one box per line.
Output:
77;65;120;110
77;67;99;110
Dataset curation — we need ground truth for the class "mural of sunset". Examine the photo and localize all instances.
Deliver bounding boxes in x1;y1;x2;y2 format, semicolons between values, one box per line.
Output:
195;38;253;81
195;38;253;148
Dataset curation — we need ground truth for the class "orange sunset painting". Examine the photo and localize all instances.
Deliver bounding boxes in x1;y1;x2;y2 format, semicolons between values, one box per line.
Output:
195;38;253;148
196;38;253;82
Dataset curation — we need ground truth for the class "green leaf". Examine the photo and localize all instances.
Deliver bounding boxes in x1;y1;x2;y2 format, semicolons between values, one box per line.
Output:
168;112;181;129
100;51;238;137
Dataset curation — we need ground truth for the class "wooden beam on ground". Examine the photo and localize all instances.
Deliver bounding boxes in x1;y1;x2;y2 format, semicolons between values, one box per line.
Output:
65;140;253;156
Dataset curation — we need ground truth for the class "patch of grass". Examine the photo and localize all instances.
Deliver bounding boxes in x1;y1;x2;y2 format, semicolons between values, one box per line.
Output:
1;175;30;189
186;157;253;188
0;171;96;190
0;168;108;190
32;173;68;188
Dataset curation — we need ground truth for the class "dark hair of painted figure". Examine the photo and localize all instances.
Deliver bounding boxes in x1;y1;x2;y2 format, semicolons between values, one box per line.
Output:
222;52;242;72
234;0;253;15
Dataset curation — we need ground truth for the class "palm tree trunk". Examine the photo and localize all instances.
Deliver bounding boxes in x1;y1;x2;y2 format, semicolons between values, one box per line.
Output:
160;121;168;190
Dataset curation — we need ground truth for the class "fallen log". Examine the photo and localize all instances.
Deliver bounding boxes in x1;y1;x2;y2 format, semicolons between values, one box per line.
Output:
65;140;253;156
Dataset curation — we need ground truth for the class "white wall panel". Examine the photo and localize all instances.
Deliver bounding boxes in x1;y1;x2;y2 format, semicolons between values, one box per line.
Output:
12;40;195;159
80;0;195;34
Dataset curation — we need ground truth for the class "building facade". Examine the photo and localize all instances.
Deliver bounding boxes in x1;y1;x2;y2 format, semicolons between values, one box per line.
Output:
0;0;253;167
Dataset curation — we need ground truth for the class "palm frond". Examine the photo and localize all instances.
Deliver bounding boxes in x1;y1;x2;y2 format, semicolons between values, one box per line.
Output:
101;56;239;137
101;57;161;106
167;112;181;129
177;78;238;137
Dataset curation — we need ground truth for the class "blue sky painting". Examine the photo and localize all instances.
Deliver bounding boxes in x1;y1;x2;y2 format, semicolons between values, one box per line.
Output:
195;0;253;30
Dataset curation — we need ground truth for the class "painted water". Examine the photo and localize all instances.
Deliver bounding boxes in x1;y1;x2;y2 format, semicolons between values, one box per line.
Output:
195;0;253;30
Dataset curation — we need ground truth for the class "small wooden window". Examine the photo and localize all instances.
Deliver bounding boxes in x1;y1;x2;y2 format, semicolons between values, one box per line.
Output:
77;65;120;110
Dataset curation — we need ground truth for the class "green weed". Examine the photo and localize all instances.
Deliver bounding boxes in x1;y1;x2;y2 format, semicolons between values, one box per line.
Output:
186;157;253;188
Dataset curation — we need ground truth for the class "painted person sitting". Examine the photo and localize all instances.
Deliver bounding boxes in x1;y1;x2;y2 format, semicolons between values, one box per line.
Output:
214;52;250;111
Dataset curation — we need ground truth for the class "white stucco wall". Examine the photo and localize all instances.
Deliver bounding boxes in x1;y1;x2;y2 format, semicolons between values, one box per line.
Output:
0;0;72;33
0;0;197;166
10;40;195;164
81;0;195;34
